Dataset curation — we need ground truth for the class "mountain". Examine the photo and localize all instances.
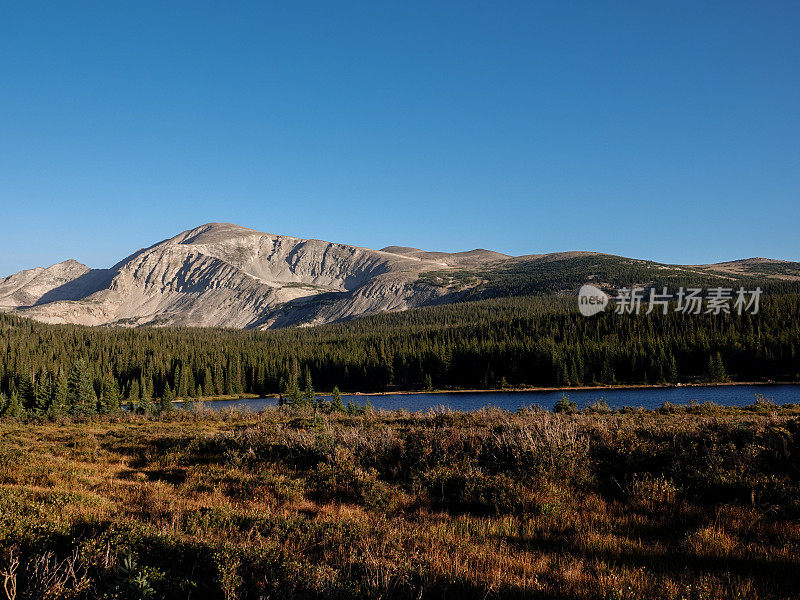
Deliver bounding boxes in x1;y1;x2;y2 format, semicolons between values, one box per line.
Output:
1;222;798;329
0;223;479;328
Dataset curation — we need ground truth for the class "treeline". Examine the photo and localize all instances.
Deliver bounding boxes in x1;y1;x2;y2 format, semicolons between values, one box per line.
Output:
0;293;799;415
425;255;800;298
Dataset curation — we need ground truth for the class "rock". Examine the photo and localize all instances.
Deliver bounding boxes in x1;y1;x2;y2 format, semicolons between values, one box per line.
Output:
0;223;480;328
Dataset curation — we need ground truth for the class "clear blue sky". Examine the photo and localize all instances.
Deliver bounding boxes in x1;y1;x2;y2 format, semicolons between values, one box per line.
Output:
1;2;798;274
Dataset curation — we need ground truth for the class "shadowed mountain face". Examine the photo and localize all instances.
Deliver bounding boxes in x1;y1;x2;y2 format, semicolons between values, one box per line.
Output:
1;223;798;329
0;223;460;328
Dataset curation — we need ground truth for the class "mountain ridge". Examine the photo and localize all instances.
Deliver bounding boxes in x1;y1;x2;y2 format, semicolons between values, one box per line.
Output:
1;222;798;329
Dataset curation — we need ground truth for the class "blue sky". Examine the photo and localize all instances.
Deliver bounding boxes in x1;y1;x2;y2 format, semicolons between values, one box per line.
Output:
1;2;798;274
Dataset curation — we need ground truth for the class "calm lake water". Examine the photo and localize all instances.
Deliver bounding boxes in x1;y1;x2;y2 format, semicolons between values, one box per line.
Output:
196;384;800;413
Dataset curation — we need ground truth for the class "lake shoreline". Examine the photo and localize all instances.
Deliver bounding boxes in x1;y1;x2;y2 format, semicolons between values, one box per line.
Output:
190;380;797;403
340;380;793;397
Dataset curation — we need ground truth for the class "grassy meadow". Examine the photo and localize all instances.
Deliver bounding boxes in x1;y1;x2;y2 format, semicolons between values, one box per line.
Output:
0;401;799;599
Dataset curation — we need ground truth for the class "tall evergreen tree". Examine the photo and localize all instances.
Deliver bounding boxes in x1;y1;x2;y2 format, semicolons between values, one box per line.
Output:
231;359;244;394
142;374;154;403
330;385;345;413
159;383;175;414
17;374;35;411
138;378;155;415
128;379;140;402
187;367;197;397
177;363;189;398
708;353;728;382
34;373;53;414
67;361;96;416
302;366;315;406
203;367;214;398
2;392;24;419
287;379;304;408
424;373;433;391
667;353;679;383
100;372;121;414
213;364;223;395
50;370;69;417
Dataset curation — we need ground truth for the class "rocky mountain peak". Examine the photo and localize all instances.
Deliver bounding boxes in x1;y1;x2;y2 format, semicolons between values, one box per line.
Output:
2;224;797;329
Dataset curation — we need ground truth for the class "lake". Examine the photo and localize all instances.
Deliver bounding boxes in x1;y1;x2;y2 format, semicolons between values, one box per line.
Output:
194;384;800;413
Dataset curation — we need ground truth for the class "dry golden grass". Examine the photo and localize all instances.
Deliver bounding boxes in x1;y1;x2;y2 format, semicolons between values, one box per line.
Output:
0;405;798;599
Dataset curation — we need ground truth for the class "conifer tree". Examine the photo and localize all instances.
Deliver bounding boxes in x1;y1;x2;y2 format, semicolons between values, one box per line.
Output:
224;366;234;396
159;383;175;414
188;369;197;397
708;353;728;382
17;374;35;411
177;363;189;398
50;370;69;417
553;393;577;414
138;380;155;415
330;385;345;413
100;372;121;414
667;353;679;383
142;374;154;403
213;364;223;395
67;361;97;416
34;373;53;414
229;359;244;395
424;373;433;391
483;366;493;390
302;366;315;406
203;367;214;398
599;358;613;385
128;379;140;402
2;392;24;419
287;379;304;408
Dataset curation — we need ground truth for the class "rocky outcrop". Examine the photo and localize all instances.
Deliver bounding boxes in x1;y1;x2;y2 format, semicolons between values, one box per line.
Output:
0;223;476;328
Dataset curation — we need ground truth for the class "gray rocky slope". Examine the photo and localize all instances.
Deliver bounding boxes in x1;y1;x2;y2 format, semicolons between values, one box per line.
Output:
1;223;797;329
0;223;506;328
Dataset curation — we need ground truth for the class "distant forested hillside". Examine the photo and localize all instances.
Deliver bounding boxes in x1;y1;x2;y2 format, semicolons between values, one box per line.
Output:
1;292;799;416
423;255;800;298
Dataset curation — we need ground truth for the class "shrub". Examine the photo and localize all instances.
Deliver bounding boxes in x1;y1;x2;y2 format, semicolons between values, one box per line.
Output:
553;394;577;414
421;464;534;515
